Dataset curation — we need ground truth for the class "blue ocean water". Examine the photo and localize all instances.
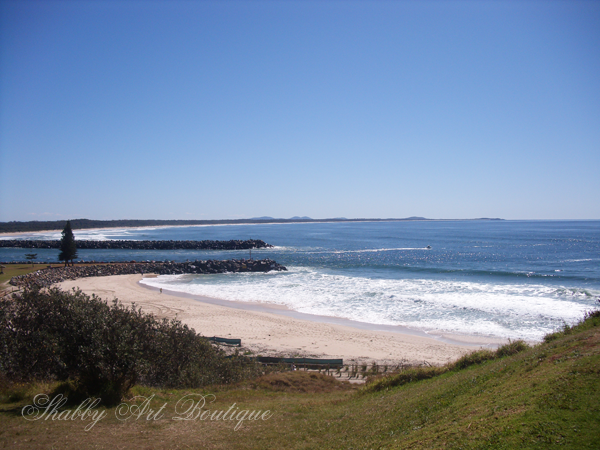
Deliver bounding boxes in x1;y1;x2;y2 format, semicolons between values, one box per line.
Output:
2;220;599;341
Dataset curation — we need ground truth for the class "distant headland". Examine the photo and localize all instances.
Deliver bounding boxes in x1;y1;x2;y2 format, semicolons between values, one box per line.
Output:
0;217;504;234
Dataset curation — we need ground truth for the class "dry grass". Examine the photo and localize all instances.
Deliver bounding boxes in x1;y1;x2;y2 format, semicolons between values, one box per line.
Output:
0;371;355;449
247;371;355;394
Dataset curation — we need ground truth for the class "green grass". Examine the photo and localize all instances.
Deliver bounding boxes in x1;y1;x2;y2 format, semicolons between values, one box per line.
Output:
0;264;42;287
1;312;599;449
364;338;532;392
0;262;122;292
0;263;69;288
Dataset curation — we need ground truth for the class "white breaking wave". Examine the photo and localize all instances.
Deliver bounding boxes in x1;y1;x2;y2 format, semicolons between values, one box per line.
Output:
140;266;598;341
331;247;430;254
72;229;142;241
294;247;429;254
0;227;159;241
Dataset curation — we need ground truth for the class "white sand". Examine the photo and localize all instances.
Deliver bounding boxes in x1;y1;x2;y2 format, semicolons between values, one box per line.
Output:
56;274;498;366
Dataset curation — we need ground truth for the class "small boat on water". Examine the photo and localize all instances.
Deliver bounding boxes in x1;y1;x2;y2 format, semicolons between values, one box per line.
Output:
426;245;431;249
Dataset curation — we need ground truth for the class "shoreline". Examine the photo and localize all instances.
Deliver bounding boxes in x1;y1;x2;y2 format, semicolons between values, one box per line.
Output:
0;217;513;238
56;274;505;366
0;222;396;238
0;221;409;239
139;279;504;348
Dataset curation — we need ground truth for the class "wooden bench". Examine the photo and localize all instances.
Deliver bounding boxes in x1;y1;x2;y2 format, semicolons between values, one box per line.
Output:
207;336;242;346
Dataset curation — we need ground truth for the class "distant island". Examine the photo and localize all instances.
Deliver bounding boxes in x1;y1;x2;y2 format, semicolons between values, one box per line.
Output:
252;216;313;220
0;217;504;234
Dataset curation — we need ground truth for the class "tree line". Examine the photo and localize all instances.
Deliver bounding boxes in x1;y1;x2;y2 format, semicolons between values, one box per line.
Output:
0;217;435;233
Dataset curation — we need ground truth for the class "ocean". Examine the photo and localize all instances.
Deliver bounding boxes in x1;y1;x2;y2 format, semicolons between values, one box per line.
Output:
2;220;599;341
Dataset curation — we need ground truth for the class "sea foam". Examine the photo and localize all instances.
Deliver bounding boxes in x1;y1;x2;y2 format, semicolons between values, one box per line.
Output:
140;266;598;341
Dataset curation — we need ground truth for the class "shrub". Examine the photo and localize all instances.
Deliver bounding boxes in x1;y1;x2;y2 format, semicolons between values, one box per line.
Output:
365;366;447;392
0;287;261;405
495;339;530;358
449;349;496;371
544;310;600;343
543;332;561;343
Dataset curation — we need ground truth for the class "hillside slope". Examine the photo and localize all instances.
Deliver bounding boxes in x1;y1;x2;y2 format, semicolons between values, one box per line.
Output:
1;312;598;449
304;312;600;449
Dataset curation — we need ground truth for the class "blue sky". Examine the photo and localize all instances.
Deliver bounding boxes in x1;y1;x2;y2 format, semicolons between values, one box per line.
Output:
1;0;599;221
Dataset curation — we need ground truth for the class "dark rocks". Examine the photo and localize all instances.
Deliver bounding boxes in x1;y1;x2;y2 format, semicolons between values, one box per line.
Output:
0;239;273;250
9;259;287;289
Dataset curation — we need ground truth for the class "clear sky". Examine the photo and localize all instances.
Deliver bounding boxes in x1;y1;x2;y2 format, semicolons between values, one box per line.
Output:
1;0;599;221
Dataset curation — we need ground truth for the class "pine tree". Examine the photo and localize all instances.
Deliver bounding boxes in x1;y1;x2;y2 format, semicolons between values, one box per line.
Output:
58;220;78;267
25;253;37;268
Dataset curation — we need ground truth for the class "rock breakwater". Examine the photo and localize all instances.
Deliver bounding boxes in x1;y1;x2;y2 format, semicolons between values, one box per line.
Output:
9;259;287;289
0;239;273;250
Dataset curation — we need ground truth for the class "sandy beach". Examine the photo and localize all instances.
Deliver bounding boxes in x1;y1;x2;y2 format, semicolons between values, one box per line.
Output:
55;274;504;366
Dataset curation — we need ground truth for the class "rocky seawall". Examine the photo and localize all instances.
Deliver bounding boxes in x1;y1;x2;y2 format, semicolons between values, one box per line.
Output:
0;239;273;250
9;259;287;289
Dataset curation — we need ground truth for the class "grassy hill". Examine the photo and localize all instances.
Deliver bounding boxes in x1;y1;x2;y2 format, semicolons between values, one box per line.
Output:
1;311;598;449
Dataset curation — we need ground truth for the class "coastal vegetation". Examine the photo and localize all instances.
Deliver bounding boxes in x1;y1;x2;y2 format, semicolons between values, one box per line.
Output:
0;287;598;448
58;221;77;267
0;287;265;406
24;254;37;268
0;217;444;234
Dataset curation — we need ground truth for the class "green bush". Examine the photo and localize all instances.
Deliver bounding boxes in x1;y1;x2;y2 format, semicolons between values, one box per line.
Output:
0;287;261;405
495;339;530;357
448;349;496;371
544;310;600;342
365;366;447;392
